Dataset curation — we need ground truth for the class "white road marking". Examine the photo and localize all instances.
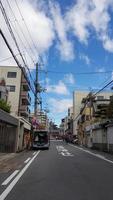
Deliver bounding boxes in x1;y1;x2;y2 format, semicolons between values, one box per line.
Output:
1;170;19;186
69;144;113;164
61;149;68;152
56;145;74;157
61;152;74;157
50;140;63;142
0;151;40;200
33;152;36;155
24;157;31;164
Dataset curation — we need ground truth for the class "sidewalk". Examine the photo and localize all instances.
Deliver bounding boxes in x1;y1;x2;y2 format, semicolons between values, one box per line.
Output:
0;153;17;173
0;150;34;173
0;153;16;162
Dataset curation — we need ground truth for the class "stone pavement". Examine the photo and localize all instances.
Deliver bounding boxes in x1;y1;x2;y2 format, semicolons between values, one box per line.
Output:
0;153;18;173
0;150;35;173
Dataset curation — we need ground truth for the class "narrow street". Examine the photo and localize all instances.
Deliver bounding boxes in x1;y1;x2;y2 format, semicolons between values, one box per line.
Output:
0;141;113;200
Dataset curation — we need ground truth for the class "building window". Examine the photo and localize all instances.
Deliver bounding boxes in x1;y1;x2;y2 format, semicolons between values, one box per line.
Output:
7;85;16;92
7;72;17;78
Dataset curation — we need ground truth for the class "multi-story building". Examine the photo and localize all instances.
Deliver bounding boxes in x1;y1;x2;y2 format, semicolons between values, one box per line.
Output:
59;118;65;137
73;91;89;136
0;66;31;120
77;92;113;146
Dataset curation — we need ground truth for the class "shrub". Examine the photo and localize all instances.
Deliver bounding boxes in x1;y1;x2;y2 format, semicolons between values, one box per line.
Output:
0;99;11;113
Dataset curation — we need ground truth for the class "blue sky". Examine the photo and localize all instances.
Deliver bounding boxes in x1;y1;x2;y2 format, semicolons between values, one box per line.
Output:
1;0;113;125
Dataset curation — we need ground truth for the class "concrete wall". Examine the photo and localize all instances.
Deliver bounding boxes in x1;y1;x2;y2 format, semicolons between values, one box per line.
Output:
93;129;107;151
107;126;113;152
88;128;107;151
85;124;113;153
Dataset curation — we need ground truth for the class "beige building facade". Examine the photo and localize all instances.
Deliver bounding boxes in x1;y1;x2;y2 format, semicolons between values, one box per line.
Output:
73;91;89;135
73;91;113;136
0;66;31;120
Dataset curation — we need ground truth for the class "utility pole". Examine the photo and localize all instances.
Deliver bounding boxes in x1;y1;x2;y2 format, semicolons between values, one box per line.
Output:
34;62;39;116
34;63;46;116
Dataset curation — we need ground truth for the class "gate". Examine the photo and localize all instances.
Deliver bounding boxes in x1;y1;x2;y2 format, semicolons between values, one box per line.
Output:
0;122;17;152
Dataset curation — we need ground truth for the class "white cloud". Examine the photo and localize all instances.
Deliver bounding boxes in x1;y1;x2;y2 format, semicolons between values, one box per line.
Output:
47;80;69;95
48;98;72;114
64;73;75;84
103;37;113;52
66;0;90;43
66;0;113;51
49;1;75;61
0;0;55;68
79;54;90;65
1;0;113;68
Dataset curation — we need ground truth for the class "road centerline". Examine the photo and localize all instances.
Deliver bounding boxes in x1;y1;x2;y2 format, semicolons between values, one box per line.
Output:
24;157;31;164
1;170;19;186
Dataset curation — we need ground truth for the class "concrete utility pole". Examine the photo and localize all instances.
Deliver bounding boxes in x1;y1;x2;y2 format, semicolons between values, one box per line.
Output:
34;63;46;116
34;63;39;116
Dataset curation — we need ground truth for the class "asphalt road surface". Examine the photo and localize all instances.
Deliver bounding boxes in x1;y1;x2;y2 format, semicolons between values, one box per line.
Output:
0;140;113;200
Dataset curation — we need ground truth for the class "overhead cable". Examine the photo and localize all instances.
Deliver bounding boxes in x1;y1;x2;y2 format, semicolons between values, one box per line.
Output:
0;0;35;90
14;0;43;63
6;0;36;65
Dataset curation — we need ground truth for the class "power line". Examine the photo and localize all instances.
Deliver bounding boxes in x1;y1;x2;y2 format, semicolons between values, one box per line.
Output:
0;0;25;66
90;74;112;94
14;0;43;63
0;28;35;95
38;69;112;75
6;0;36;65
93;80;113;96
0;53;24;63
0;0;35;89
0;0;28;68
73;79;113;122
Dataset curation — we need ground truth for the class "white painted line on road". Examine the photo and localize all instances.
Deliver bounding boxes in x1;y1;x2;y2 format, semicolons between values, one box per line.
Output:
24;157;31;164
69;144;113;165
1;170;19;186
56;145;74;157
33;152;36;155
61;152;74;157
0;151;40;200
50;140;63;142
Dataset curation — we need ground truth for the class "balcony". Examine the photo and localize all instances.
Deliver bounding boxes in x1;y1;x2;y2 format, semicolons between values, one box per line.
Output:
21;91;31;105
21;75;30;91
19;105;30;118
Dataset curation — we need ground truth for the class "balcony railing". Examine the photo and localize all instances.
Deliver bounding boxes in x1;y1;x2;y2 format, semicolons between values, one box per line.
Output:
21;91;31;105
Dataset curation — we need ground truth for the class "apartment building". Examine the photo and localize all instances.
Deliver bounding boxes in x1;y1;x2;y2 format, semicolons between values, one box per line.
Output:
73;91;89;135
77;92;113;147
0;66;31;120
